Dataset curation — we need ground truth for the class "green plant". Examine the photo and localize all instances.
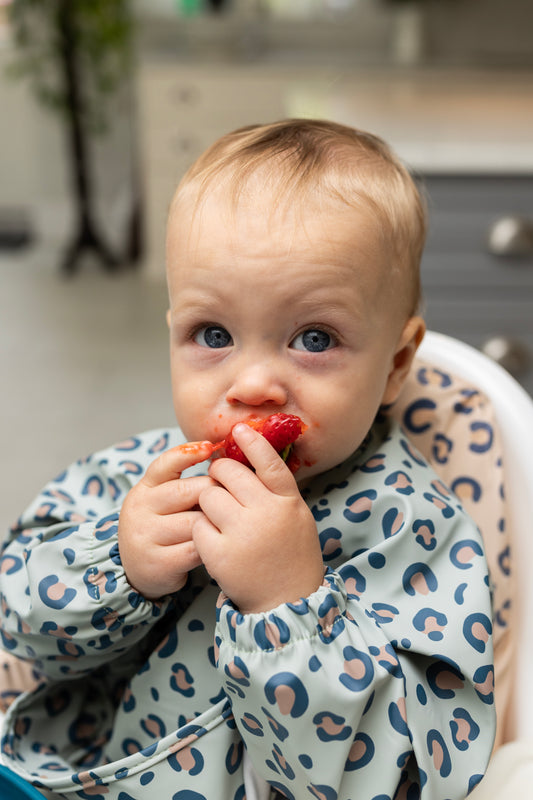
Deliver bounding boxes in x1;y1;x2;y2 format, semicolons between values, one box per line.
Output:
7;0;138;273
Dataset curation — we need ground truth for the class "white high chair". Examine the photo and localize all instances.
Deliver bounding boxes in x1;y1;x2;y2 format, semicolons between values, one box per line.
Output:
1;331;532;800
419;331;533;743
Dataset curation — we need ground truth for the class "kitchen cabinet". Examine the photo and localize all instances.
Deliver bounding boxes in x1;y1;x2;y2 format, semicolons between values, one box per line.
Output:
138;60;533;393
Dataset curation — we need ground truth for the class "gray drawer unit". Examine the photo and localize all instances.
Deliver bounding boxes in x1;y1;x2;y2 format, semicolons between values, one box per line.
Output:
419;175;533;394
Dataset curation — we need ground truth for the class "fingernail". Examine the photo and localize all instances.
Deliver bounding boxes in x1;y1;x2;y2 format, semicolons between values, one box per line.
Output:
233;423;254;441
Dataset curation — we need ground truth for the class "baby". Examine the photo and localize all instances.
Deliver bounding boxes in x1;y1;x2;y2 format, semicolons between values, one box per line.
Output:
0;120;495;799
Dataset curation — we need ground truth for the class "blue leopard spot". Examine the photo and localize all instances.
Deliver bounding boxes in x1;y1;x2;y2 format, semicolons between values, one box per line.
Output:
432;433;453;465
426;660;464;699
423;492;455;518
115;437;142;451
416;684;427;705
468;775;484;793
225;740;243;774
268;743;295;780
319;527;343;562
148;433;169;453
308;785;338;799
339;646;374;692
498;546;511;577
451;476;482;503
366;602;399;625
168;747;204;776
260;706;289;742
450;539;484;570
38;575;76;609
82;475;105;498
343;490;377;523
312;503;331;522
413;608;448;641
469;421;493;453
157;627;178;659
224;656;250;688
427;729;451;777
90;606;122;633
368;552;386;569
241;713;264;737
287;598;310;615
269;783;295;800
254;615;291;651
141;714;166;739
338;564;366;599
264;673;309;718
345;731;375;771
0;555;23;575
360;454;386;473
382;507;405;538
313;712;352;742
450;707;480;750
463;613;492;653
385;470;414;496
170;663;195;697
118;460;143;476
402;563;438;597
454;583;468;605
412;519;436;551
107;478;122;502
399;438;427;466
388;700;409;736
403;398;436;434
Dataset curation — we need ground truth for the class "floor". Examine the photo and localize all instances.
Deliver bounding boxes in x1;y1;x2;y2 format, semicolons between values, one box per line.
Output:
1;244;175;533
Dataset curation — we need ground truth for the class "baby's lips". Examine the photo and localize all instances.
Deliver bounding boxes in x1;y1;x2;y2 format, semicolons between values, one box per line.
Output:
211;413;307;471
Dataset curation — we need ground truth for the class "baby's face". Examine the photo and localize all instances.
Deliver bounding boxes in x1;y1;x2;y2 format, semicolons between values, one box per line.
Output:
166;189;417;484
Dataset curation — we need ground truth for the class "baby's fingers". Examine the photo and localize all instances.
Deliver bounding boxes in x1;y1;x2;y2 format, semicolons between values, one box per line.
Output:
150;475;217;516
229;424;296;496
143;442;215;488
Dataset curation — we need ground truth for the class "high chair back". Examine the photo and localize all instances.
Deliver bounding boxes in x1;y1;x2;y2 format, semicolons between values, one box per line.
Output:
415;331;533;742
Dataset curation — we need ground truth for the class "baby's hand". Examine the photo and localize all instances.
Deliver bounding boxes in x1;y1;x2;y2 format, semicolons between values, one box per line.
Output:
118;442;216;599
193;424;324;614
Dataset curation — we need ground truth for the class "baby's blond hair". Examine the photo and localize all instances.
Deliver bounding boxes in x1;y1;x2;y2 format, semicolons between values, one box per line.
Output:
171;118;427;315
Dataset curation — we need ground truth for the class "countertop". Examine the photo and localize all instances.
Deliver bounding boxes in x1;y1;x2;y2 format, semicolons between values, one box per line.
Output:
284;69;533;174
138;12;533;174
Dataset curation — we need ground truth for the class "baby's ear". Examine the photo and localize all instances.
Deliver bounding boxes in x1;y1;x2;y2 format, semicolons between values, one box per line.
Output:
382;316;426;406
166;309;171;328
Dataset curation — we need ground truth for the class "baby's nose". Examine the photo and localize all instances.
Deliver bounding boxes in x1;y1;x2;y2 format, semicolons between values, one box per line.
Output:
225;361;288;408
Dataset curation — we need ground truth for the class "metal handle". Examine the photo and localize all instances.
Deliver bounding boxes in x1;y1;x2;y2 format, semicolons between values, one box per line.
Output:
487;216;533;258
481;336;531;377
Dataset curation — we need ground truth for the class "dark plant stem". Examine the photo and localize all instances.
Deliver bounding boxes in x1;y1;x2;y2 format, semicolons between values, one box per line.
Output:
56;0;120;274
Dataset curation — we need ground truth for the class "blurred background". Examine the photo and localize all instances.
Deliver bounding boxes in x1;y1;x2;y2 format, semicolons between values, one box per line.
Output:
1;0;532;530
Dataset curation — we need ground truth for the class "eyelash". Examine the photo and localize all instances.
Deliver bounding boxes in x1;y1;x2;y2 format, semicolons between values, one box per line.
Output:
190;324;338;355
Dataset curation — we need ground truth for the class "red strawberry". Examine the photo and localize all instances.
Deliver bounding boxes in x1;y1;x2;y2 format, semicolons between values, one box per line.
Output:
214;413;307;472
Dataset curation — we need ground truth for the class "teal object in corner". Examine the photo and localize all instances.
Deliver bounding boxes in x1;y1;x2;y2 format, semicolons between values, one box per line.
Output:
0;765;47;799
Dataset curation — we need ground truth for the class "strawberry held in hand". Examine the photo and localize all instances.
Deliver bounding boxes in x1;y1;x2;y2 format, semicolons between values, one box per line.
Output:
215;413;307;473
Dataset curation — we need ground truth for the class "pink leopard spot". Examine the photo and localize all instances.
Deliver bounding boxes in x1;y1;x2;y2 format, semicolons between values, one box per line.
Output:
274;685;296;716
349;497;373;515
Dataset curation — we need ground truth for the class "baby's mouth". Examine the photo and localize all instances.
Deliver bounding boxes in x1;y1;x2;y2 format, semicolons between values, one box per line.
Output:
210;413;307;473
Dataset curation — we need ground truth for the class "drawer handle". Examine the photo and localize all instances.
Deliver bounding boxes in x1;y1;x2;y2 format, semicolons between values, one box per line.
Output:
487;216;533;258
481;336;531;377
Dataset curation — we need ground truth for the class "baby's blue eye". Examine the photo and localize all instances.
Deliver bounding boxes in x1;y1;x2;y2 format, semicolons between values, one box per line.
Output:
291;329;334;353
195;326;233;348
